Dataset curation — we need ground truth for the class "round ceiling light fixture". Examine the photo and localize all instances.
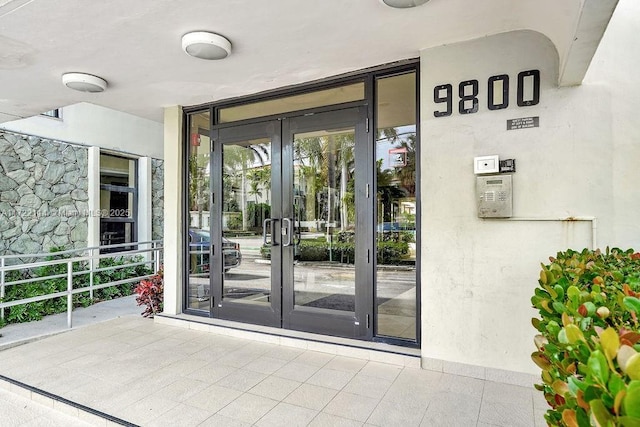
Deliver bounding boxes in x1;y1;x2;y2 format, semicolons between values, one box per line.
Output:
382;0;429;8
62;73;108;93
182;31;232;60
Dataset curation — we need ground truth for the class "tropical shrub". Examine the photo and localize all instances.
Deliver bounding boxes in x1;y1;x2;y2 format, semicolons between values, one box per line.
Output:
134;267;164;318
531;248;640;426
259;234;409;265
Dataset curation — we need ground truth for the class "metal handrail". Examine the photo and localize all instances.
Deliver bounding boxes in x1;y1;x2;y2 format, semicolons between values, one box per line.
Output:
0;241;163;328
0;240;163;261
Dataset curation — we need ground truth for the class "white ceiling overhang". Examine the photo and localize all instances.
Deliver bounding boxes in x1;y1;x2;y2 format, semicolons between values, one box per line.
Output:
0;0;619;123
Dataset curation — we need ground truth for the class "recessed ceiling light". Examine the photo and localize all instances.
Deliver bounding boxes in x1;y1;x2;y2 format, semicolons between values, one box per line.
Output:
62;73;107;93
382;0;429;8
182;31;232;60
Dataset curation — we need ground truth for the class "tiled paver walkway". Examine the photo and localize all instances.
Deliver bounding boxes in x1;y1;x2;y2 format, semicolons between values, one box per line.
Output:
0;387;93;426
0;316;547;426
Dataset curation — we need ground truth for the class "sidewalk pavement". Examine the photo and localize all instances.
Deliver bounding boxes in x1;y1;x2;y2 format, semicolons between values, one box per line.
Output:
0;295;141;351
0;297;548;426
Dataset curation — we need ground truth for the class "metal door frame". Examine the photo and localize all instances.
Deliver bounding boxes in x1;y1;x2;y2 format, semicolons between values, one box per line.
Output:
210;107;372;339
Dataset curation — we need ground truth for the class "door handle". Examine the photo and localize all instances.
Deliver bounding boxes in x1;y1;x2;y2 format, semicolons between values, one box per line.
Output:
263;218;272;245
282;218;292;247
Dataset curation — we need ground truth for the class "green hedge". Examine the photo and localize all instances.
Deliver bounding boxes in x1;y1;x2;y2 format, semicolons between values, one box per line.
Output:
259;238;409;264
0;247;152;327
531;248;640;426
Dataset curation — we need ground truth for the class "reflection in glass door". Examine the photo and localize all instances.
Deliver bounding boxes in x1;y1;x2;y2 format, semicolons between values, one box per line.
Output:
213;122;281;327
282;108;369;338
291;130;356;312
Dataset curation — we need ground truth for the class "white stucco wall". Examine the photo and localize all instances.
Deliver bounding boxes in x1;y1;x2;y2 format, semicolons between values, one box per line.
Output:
420;0;640;375
0;102;163;159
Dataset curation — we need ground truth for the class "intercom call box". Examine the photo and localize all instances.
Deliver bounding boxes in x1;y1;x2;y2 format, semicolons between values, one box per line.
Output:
476;175;512;218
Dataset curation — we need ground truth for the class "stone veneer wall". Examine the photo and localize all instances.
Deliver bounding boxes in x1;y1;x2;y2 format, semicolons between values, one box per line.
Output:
151;159;164;241
0;131;89;255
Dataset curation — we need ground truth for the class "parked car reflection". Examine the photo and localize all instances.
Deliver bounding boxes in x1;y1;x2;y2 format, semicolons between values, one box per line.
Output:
189;228;242;273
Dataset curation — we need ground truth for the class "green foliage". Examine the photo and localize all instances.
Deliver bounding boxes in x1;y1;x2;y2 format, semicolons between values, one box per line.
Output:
247;203;271;230
0;247;152;327
259;233;409;265
531;248;640;426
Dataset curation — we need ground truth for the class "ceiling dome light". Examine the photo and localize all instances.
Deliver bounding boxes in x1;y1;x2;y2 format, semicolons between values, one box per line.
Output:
182;31;232;60
62;73;107;93
382;0;429;8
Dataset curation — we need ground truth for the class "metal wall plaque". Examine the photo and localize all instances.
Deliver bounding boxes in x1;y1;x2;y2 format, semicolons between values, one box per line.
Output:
507;116;539;130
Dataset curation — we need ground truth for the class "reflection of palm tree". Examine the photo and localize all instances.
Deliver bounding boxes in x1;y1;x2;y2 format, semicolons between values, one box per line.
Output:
189;153;210;228
224;143;270;230
295;132;355;231
376;127;416;225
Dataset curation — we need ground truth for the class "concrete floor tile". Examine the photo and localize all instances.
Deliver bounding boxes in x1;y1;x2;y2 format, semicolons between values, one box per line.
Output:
187;384;243;413
324;356;368;373
343;373;393;399
185;361;238;384
146;402;213;427
366;398;428;427
154;377;210;403
359;361;403;381
244;356;288;375
198;413;252;426
436;372;486;397
284;383;339;410
273;361;321;382
420;391;481;426
309;412;364;427
294;351;335;367
256;402;319;427
478;400;535;427
482;381;533;404
307;368;355;390
216;348;264;368
217;393;279;424
248;375;301;401
215;368;268;392
119;394;179;425
262;346;305;361
324;391;380;423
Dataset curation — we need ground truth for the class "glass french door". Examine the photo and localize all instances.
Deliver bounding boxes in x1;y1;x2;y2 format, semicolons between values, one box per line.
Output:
211;107;371;339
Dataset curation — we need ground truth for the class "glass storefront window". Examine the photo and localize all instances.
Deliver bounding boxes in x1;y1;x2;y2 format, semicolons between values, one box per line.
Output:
99;154;136;252
187;111;211;310
375;71;417;341
219;82;365;123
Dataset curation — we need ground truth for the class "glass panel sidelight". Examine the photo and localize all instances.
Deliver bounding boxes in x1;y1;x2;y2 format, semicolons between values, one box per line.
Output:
187;111;211;310
221;137;272;306
219;82;364;123
292;127;357;313
375;72;417;341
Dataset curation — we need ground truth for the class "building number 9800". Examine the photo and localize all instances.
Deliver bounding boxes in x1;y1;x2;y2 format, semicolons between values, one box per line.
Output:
433;69;540;117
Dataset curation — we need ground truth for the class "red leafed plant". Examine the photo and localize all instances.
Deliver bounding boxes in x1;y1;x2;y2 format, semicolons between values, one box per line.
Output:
134;267;164;318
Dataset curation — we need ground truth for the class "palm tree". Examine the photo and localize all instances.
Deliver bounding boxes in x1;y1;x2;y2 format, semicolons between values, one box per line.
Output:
223;143;270;231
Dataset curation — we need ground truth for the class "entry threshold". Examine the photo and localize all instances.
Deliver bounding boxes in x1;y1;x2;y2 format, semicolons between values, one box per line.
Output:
154;313;421;368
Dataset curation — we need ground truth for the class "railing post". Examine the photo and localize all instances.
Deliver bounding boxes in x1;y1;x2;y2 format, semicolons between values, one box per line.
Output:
67;260;73;329
154;242;160;273
89;248;94;300
1;257;5;320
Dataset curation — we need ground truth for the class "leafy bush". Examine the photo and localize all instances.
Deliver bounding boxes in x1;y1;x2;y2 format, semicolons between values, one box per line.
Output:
531;248;640;426
0;247;153;327
377;241;410;265
134;267;164;318
259;235;408;265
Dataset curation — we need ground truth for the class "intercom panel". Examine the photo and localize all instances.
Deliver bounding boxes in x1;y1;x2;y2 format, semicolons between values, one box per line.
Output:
476;175;512;218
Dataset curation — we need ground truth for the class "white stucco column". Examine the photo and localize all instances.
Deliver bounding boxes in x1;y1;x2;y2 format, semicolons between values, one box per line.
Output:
87;147;101;248
137;157;153;243
162;106;183;315
137;157;153;264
